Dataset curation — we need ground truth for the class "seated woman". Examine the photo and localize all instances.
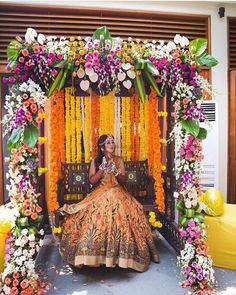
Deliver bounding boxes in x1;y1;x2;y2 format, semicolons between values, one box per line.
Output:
59;134;159;272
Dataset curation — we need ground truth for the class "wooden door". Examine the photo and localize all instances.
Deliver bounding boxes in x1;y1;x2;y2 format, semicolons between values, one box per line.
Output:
228;71;236;203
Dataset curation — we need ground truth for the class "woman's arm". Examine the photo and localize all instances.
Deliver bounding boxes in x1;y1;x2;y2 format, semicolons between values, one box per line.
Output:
116;157;126;184
89;158;104;184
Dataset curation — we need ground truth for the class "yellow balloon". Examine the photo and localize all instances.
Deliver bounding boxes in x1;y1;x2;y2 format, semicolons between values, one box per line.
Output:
201;188;224;216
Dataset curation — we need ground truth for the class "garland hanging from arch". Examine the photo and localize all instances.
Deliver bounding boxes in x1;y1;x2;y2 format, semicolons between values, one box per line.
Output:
1;26;218;295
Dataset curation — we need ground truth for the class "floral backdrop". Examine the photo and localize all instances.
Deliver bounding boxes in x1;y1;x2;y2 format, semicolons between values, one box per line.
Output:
0;26;218;294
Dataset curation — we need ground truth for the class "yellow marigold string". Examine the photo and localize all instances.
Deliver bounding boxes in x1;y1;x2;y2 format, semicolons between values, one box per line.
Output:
84;96;90;163
75;96;82;162
38;167;48;174
134;93;140;160
130;93;135;160
121;97;126;160
139;100;146;160
71;94;76;162
149;211;163;228
91;92;100;158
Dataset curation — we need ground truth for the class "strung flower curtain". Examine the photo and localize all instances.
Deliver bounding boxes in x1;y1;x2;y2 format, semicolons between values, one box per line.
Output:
50;88;165;212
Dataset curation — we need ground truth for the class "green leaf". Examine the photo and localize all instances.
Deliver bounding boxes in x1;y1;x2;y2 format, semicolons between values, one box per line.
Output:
189;38;207;57
181;119;200;137
92;26;112;48
53;60;67;68
197;127;207;140
7;127;22;152
143;70;162;97
7;40;22;70
134;72;146;102
197;52;218;67
23;124;39;148
59;63;72;90
47;68;64;97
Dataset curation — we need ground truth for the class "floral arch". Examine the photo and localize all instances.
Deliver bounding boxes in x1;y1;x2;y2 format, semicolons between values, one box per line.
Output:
0;26;218;295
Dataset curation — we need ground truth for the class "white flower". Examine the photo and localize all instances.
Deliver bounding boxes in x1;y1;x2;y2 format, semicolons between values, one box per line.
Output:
166;41;176;52
174;34;181;44
25;27;37;43
21;228;28;235
180;36;189;47
173;192;179;199
37;33;46;45
28;234;35;242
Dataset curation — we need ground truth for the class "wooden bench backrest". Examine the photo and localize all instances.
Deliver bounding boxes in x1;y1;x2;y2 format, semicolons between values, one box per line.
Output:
58;159;154;206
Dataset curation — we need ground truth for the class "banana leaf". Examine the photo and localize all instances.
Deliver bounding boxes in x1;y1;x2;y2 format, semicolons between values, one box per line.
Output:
59;63;72;90
134;72;146;102
47;68;64;97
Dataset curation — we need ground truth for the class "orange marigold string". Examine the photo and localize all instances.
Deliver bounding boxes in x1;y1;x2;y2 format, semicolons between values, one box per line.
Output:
148;88;165;212
48;89;65;212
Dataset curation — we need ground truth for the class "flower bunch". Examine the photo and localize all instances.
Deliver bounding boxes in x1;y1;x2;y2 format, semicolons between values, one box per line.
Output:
3;28;58;93
148;211;163;228
178;219;215;294
3;79;48;153
0;145;44;294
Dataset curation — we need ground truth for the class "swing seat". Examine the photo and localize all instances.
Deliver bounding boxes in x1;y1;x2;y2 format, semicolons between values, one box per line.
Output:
55;160;156;227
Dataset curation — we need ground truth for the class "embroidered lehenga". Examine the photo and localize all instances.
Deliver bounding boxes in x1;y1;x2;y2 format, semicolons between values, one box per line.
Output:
60;157;159;272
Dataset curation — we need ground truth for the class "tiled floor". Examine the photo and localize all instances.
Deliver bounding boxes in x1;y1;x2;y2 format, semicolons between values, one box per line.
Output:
36;235;236;295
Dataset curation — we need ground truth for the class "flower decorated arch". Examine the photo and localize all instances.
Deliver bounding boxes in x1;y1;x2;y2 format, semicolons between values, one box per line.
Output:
0;27;218;294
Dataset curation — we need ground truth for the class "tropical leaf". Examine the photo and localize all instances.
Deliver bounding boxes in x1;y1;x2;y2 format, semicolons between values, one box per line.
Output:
189;38;207;57
181;119;200;137
7;127;22;152
53;59;67;68
197;127;207;140
143;70;162;97
92;26;112;47
7;40;22;70
23;124;39;147
134;72;146;102
47;68;64;97
59;63;72;90
197;52;218;67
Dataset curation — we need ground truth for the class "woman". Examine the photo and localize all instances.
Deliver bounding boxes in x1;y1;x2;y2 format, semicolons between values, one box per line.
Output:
60;134;159;272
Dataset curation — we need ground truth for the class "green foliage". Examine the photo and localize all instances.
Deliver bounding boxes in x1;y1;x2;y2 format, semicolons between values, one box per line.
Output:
197;127;207;140
23;124;39;148
134;72;146;102
197;52;218;67
7;127;22;152
6;40;22;70
92;26;112;48
189;38;207;57
181;119;200;137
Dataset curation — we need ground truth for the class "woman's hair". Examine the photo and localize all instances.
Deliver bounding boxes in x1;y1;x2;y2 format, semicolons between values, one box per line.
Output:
94;134;114;171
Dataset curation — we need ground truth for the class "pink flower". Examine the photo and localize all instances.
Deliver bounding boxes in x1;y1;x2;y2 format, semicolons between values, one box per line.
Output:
22;49;29;57
85;62;92;69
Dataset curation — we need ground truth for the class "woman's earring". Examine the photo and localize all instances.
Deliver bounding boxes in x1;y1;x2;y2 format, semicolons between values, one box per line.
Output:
101;147;104;152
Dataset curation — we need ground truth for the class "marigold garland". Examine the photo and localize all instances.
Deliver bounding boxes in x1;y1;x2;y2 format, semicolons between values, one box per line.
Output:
71;94;76;162
148;88;165;212
91;92;100;158
84;96;91;163
114;93;121;156
65;88;71;163
76;96;82;162
121;96;131;161
48;89;65;212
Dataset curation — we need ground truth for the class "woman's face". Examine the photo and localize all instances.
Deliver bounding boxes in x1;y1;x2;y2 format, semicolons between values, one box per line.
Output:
104;137;115;154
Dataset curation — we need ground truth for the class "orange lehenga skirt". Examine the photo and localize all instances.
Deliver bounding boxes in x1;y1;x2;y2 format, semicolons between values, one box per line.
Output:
59;173;159;272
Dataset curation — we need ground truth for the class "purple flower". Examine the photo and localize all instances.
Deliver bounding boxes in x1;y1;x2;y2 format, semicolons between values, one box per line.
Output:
2;77;7;84
197;274;203;281
9;76;15;83
185;266;191;273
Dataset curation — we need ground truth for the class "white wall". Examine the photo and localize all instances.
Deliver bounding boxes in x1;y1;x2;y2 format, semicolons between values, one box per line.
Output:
3;0;236;198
